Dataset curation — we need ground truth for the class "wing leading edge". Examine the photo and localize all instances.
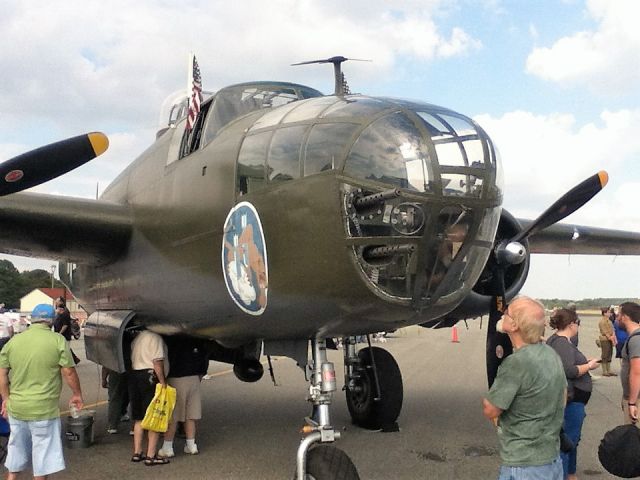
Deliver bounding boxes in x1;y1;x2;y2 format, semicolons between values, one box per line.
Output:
0;192;132;265
521;220;640;255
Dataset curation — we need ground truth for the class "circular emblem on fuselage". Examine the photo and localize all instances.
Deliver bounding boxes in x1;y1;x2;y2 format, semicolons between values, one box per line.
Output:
4;170;23;183
222;201;268;315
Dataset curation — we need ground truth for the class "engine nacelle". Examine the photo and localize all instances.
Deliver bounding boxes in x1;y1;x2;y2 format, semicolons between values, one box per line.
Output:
424;209;530;327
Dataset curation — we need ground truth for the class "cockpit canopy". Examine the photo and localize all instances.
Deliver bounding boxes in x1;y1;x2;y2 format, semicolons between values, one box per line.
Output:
238;94;502;202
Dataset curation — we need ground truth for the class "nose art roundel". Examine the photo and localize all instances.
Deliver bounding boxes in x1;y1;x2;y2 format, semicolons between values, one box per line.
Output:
221;201;269;315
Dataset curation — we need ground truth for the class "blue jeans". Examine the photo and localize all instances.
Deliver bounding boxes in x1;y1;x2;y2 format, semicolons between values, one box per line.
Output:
498;455;563;480
561;401;586;476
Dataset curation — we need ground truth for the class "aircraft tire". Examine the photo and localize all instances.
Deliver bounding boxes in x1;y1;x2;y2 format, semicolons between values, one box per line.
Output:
345;346;403;430
304;445;360;480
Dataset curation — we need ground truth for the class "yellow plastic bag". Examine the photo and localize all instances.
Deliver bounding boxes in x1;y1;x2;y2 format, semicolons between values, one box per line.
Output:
141;384;176;433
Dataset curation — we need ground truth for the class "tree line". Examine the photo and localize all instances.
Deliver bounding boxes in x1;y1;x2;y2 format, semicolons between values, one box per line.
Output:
0;259;65;309
2;257;637;312
539;298;640;311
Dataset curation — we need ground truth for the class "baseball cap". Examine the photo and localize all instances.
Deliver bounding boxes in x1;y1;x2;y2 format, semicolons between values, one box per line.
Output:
31;304;55;321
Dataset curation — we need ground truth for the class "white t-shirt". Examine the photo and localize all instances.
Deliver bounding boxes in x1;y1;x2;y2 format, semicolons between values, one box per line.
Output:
130;330;169;374
0;314;14;338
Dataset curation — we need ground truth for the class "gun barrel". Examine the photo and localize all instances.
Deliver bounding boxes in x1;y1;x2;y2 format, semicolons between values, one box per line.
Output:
364;244;416;259
353;188;400;209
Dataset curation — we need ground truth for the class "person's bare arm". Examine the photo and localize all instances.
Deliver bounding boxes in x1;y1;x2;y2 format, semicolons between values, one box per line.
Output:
627;358;640;422
61;366;83;410
482;397;502;425
153;358;166;386
0;368;10;418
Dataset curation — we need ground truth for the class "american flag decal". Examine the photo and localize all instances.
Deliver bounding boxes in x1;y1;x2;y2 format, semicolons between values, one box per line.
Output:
186;56;203;131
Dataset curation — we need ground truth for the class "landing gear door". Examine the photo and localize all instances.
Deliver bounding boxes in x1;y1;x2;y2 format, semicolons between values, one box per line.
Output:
84;310;136;373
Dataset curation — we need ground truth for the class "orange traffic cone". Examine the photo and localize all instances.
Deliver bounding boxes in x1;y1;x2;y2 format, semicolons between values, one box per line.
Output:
451;325;460;343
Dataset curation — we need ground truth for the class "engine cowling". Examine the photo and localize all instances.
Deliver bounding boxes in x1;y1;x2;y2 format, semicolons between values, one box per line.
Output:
424;209;530;327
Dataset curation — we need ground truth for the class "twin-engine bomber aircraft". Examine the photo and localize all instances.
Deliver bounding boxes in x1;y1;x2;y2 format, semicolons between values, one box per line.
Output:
2;57;640;478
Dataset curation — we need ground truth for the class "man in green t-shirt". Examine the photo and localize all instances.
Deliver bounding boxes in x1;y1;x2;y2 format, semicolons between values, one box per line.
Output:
482;296;566;480
0;303;83;480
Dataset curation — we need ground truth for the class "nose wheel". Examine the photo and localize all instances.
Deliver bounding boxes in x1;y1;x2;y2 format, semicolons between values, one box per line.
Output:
304;444;360;480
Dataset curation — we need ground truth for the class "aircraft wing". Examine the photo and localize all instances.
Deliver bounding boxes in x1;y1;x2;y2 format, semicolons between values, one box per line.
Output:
0;192;132;264
520;219;640;255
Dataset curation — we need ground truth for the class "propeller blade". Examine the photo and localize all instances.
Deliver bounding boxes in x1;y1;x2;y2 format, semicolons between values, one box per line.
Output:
0;132;109;196
485;263;513;387
511;171;608;243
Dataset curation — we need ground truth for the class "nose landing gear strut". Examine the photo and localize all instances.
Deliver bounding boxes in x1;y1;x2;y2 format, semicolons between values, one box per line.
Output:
295;338;360;480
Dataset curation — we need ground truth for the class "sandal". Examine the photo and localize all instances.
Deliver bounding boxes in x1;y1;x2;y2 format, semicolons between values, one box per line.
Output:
131;452;145;462
144;455;170;466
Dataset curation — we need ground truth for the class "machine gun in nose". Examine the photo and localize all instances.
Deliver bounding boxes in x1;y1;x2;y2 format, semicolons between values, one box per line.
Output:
353;188;401;210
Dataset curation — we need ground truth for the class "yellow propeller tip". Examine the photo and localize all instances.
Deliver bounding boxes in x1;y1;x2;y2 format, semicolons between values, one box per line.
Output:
87;132;109;157
598;170;609;187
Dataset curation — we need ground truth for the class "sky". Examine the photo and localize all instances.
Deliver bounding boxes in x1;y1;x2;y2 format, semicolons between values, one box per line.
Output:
1;0;639;300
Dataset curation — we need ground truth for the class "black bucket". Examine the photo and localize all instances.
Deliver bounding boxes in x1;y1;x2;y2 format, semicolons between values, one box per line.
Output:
65;413;94;448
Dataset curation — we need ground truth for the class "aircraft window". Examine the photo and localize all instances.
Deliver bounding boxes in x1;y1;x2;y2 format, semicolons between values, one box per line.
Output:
434;138;486;168
417;112;452;137
441;173;483;197
249;100;304;131
203;85;310;145
345;112;433;192
237;132;271;194
477;206;501;243
285;96;341;123
267;126;306;182
435;142;465;167
462;139;484;165
437;113;476;137
320;97;391;119
304;123;359;175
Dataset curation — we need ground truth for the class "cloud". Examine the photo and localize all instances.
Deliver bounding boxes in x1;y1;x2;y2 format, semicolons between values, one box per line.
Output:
474;108;640;227
0;0;479;140
526;0;640;94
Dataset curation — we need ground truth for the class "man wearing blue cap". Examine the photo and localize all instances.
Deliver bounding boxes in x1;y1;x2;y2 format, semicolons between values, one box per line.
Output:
0;303;83;479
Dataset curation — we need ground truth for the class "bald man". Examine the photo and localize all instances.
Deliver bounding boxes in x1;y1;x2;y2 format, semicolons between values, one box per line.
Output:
482;296;567;480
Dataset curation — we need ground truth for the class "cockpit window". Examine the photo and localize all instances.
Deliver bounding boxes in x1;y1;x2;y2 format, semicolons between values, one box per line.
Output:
267;126;306;182
201;84;321;147
304;123;359;175
416;110;488;198
237;132;271;195
344;112;433;193
321;96;392;119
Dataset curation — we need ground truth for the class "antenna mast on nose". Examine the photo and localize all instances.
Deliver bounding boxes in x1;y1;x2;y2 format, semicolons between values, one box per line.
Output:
291;56;369;96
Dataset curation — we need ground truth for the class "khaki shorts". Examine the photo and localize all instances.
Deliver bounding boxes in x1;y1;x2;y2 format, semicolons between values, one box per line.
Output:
168;375;202;422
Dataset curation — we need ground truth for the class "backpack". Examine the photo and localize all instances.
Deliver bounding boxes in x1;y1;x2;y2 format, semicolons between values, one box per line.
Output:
70;318;81;340
599;424;640;477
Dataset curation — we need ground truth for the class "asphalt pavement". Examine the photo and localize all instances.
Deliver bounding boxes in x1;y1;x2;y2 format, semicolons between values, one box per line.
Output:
22;314;625;479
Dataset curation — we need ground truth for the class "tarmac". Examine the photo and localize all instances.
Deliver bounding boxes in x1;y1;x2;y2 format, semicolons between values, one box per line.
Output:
12;314;625;479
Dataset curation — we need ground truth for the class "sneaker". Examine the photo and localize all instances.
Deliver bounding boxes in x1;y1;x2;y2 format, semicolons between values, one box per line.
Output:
157;447;175;458
183;444;199;455
107;428;118;434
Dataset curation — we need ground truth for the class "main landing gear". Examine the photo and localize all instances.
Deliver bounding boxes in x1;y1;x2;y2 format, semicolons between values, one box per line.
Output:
344;337;403;430
295;336;403;479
